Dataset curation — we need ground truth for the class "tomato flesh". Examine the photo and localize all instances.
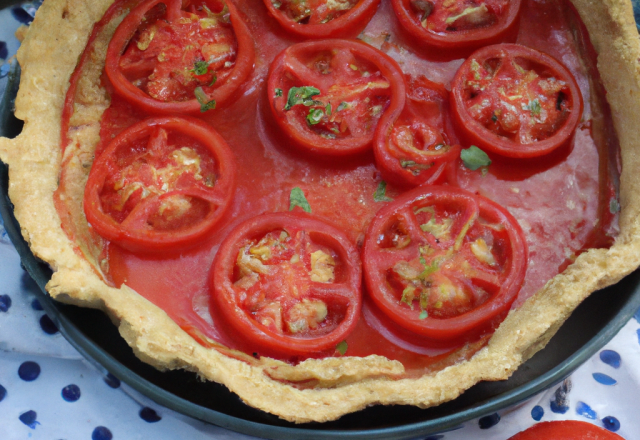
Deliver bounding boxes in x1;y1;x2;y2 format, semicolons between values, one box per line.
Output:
273;0;358;24
451;44;583;158
119;0;237;103
212;213;362;355
83;117;236;253
364;185;527;342
268;39;406;156
374;75;460;187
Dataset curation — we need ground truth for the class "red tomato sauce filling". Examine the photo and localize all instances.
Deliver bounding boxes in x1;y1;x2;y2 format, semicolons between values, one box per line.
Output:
56;0;619;373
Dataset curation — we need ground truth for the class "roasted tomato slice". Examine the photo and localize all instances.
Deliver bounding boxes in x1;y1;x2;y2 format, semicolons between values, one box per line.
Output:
267;39;406;156
392;0;521;52
363;185;527;342
262;0;380;39
212;212;362;355
507;421;624;440
84;117;236;253
451;44;583;158
374;75;460;188
105;0;255;114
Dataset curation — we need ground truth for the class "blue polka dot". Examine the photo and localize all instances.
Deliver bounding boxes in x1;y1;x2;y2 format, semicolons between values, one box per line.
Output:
0;294;12;312
0;63;9;79
576;401;597;420
104;373;120;389
92;426;113;440
478;413;501;429
31;299;43;311
140;407;161;422
531;405;544;421
0;384;6;402
602;416;621;432
61;384;81;402
11;6;34;24
18;361;41;381
19;410;39;429
637;328;640;346
593;373;617;386
599;350;621;369
0;41;7;60
550;380;571;414
634;305;640;323
39;314;59;335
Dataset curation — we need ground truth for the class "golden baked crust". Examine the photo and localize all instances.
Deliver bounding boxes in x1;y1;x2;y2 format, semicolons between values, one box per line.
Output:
1;0;640;423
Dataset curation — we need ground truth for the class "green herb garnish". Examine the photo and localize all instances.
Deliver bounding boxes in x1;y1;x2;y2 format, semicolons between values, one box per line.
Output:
284;86;321;110
461;145;491;171
289;187;312;213
275;88;283;97
306;108;324;125
336;340;348;355
373;180;393;202
194;87;216;112
419;310;428;320
191;61;209;76
610;199;621;214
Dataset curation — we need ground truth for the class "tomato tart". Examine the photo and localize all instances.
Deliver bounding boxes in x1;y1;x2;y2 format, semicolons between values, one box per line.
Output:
1;0;640;424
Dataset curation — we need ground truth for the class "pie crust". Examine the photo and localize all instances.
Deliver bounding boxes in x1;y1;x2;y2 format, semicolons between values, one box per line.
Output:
1;0;640;423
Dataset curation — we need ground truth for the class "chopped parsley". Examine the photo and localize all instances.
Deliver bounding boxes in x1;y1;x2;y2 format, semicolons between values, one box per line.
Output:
289;187;312;213
194;87;216;112
523;98;542;117
337;101;349;112
209;73;217;87
284;86;322;110
274;88;283;97
336;340;348;356
419;310;428;319
461;145;491;171
306;108;324;125
191;61;209;76
373;180;393;202
610;199;621;214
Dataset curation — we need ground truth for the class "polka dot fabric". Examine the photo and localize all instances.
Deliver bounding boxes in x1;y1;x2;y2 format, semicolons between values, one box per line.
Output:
1;3;640;439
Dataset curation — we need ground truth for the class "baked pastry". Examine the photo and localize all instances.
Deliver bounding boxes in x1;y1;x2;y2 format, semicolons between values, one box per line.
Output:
1;0;640;424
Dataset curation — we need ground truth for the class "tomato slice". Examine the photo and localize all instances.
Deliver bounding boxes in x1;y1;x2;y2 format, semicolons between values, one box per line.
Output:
211;212;362;355
84;117;236;253
392;0;522;52
267;39;406;156
451;44;583;158
363;185;527;342
105;0;255;114
374;75;460;188
507;421;624;440
262;0;380;39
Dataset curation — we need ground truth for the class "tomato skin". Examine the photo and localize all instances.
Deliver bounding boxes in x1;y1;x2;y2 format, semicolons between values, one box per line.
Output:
391;0;522;53
105;0;255;115
267;39;406;157
362;185;527;343
262;0;380;39
84;117;236;253
451;44;583;159
211;212;362;355
507;421;625;440
374;75;460;188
